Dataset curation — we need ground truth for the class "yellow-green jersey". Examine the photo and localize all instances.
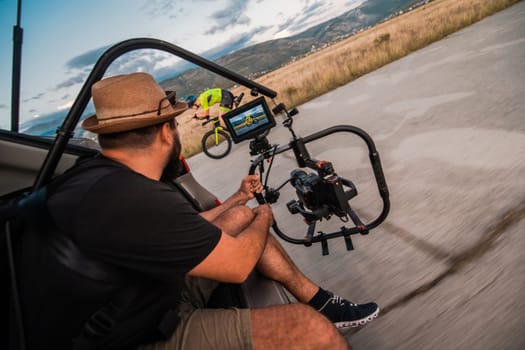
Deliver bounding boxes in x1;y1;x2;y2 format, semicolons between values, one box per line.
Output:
197;88;234;113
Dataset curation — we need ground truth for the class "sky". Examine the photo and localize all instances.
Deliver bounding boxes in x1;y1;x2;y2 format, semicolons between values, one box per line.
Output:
0;0;364;131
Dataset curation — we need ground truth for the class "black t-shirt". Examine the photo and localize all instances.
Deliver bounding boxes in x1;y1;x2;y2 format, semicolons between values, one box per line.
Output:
17;156;221;349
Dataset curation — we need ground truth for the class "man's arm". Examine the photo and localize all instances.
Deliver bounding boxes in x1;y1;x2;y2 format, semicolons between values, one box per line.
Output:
194;91;210;119
188;204;273;283
200;174;262;222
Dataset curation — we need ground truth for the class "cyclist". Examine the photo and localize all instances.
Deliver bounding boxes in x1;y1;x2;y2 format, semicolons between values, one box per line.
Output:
245;114;253;126
192;88;234;125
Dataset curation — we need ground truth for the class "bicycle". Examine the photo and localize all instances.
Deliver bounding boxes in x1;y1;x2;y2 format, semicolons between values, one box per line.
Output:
195;92;244;159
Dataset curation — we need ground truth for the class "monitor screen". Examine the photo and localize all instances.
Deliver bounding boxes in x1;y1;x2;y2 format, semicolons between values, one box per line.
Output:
223;97;276;143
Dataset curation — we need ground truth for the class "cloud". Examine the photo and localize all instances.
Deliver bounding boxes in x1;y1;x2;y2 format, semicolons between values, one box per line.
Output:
57;46;112;90
277;16;300;33
141;0;183;19
56;46;174;91
303;0;326;16
56;100;74;111
56;100;74;110
205;0;251;35
202;25;272;59
108;50;171;74
274;0;331;36
65;45;111;70
55;73;87;90
22;92;45;103
345;0;362;6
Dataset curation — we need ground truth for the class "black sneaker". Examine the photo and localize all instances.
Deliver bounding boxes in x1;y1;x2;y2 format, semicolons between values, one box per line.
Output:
317;292;379;329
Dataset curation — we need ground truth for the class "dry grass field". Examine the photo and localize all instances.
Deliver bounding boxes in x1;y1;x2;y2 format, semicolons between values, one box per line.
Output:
177;0;522;158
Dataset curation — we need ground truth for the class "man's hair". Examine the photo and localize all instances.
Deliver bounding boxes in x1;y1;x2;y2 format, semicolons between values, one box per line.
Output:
98;120;175;149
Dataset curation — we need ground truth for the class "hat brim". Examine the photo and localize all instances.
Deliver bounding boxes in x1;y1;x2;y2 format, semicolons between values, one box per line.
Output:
82;101;187;134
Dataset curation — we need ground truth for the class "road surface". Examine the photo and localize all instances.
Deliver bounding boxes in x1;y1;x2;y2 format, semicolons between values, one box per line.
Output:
188;2;525;349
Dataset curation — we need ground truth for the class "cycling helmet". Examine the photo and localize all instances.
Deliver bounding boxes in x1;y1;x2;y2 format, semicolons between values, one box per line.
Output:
185;95;197;108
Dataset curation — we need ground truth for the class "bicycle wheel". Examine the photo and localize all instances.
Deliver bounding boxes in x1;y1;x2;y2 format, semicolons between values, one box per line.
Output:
201;129;232;159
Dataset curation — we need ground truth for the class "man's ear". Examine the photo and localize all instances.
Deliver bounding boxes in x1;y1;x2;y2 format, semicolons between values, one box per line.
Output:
159;121;174;145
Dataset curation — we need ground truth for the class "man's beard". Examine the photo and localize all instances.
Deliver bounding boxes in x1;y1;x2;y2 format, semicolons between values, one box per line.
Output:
161;132;183;181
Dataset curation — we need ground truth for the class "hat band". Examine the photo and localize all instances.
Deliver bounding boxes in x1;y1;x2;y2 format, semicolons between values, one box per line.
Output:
98;103;172;122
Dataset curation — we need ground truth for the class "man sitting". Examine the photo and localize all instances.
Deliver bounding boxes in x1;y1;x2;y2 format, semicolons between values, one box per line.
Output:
15;72;378;349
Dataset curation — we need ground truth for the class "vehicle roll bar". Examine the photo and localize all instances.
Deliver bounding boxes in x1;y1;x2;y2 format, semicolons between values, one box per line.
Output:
33;38;277;190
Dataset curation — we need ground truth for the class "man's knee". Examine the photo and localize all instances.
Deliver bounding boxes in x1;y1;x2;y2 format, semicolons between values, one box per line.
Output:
221;205;254;224
298;304;338;331
232;205;255;220
251;304;349;349
213;205;255;235
299;305;349;349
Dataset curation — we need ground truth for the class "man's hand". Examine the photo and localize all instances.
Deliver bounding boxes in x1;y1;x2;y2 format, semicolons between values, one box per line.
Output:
237;174;263;203
201;174;264;222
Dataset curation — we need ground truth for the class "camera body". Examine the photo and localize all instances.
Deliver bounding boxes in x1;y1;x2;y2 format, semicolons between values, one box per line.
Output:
290;168;357;220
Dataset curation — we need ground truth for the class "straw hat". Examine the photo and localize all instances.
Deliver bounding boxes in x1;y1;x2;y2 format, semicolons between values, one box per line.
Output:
82;72;187;134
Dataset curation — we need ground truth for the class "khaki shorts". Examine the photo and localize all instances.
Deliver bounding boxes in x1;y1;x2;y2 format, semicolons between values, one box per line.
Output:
139;277;253;350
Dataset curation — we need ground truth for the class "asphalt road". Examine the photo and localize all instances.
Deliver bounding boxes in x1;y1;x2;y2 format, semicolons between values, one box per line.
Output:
187;2;525;349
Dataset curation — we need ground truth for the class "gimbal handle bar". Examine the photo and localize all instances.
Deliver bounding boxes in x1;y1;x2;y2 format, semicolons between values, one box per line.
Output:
249;125;390;245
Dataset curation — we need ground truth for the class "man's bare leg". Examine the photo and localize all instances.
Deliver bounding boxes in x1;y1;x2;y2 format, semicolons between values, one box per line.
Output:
256;234;320;302
212;205;319;302
212;205;352;348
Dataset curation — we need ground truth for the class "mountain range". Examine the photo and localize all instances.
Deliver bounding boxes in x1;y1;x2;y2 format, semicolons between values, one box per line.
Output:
160;0;429;97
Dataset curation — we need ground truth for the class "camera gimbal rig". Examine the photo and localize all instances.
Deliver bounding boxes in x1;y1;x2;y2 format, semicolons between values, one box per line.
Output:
32;35;388;257
248;102;390;255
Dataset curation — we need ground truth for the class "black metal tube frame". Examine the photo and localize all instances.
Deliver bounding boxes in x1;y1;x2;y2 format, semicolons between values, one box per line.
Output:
249;125;390;245
10;0;23;133
33;38;277;190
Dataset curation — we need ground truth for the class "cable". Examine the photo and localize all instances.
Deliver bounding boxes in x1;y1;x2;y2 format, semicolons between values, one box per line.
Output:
263;145;278;190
